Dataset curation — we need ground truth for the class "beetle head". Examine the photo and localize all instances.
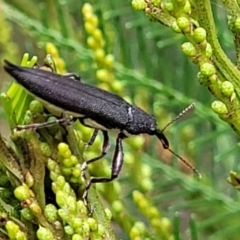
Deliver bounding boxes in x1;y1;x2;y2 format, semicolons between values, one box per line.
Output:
154;129;169;149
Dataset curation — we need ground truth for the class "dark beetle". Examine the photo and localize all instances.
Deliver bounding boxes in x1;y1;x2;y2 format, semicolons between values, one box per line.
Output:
3;60;200;205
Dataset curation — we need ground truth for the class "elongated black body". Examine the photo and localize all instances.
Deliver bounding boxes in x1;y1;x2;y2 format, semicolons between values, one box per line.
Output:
3;60;163;138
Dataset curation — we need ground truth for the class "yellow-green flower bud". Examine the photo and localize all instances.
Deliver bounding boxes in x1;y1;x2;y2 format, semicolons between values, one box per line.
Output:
72;234;83;240
64;225;74;235
221;81;234;97
72;167;81;178
104;208;112;220
131;0;147;10
132;190;144;202
58;142;69;153
141;178;153;191
95;49;105;62
92;29;102;41
211;101;228;114
56;176;66;189
82;222;90;234
58;209;69;222
183;1;191;13
29;100;44;115
151;0;161;6
149;207;159;219
50;172;58;182
84;22;95;34
56;191;66;208
87;36;97;49
29;202;42;216
36;226;54;240
193;27;207;43
14;185;31;201
112;200;123;214
24;110;32;125
197;72;207;86
21;208;34;221
5;220;19;239
44;204;58;223
141;164;152;177
40;142;52;157
234;17;240;30
97;224;105;237
77;200;87;215
70;155;78;166
104;54;114;68
200;62;216;76
88;15;99;28
205;43;213;58
47;158;57;171
82;3;93;15
61;167;72;176
176;17;190;32
181;42;197;57
25;172;34;188
171;20;181;33
96;69;109;82
87;218;98;231
72;218;83;229
67;196;77;213
16;231;27;240
135;221;146;232
62;182;72;195
160;217;172;232
163;2;174;11
62;158;73;168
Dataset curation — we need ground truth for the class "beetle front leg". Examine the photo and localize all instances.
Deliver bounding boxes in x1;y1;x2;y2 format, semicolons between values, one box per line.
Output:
81;130;110;182
82;132;126;209
15;118;74;130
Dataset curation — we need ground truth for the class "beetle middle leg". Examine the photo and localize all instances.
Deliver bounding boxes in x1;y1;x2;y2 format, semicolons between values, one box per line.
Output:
85;129;100;148
81;130;110;182
82;132;126;208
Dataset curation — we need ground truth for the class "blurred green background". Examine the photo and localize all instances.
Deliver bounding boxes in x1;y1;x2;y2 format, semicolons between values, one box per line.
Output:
1;1;240;239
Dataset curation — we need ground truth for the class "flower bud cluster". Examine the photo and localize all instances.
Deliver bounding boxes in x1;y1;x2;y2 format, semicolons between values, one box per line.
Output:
82;3;123;94
132;190;172;238
46;156;107;238
57;143;83;184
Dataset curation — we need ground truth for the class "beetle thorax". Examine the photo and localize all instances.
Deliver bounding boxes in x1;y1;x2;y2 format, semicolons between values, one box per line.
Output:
125;106;157;135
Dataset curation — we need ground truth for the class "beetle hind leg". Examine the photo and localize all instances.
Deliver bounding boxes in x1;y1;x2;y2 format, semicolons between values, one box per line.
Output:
82;132;126;210
81;130;110;183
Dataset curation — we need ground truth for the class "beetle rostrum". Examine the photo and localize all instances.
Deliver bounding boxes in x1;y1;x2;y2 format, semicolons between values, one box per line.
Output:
3;60;201;207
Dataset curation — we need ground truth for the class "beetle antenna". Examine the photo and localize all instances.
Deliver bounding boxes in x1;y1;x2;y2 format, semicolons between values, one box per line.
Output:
156;130;201;178
156;103;201;178
161;103;195;132
167;147;201;178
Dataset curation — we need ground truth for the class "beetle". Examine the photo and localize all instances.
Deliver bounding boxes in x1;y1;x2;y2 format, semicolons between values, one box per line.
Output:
3;60;200;206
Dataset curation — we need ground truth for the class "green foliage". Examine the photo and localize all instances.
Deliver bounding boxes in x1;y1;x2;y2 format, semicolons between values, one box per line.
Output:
0;0;240;239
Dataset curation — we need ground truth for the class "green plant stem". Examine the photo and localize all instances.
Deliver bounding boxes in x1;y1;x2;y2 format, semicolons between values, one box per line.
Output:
221;0;240;69
195;0;240;98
